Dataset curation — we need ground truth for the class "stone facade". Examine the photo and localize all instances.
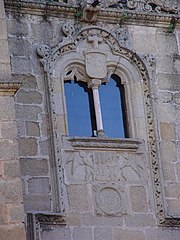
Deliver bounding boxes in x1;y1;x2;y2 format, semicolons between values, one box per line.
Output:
0;0;180;239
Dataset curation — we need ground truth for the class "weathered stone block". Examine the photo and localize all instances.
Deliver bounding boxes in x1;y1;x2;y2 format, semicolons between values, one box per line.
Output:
174;92;180;104
0;161;3;177
3;161;21;178
157;103;176;123
7;205;24;223
40;226;70;240
26;121;40;137
0;205;7;224
0;139;19;160
15;105;41;121
28;177;50;195
0;40;10;63
0;63;11;80
81;214;123;227
0;97;15;121
20;158;48;176
39;140;49;156
160;141;177;162
0;121;17;139
165;183;180;198
0;180;23;204
66;213;81;226
157;91;173;103
160;122;175;140
7;20;28;37
16;89;42;104
18;138;37;156
146;228;180;240
24;195;51;211
94;227;113;240
11;56;31;74
156;55;174;74
8;39;31;57
12;74;37;89
73;227;93;240
0;1;5;19
157;74;180;91
162;162;176;182
124;214;156;227
166;199;180;216
67;184;93;213
0;21;8;40
129;186;148;213
130;26;156;54
156;31;178;56
176;162;180;181
0;224;26;240
114;229;146;240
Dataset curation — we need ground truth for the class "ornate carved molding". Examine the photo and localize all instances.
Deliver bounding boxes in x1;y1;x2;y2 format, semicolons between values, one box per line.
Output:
0;82;21;96
4;0;180;26
27;213;66;240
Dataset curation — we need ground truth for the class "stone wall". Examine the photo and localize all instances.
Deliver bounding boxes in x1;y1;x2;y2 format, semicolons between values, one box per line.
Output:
0;1;26;240
3;1;180;240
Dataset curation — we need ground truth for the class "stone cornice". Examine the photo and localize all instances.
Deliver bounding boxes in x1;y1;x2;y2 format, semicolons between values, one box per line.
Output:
0;82;21;96
4;0;180;27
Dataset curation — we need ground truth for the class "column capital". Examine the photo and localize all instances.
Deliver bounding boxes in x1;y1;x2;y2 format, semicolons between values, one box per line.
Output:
88;78;102;89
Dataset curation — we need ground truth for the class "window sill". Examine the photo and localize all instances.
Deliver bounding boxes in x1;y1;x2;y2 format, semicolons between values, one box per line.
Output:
63;136;143;151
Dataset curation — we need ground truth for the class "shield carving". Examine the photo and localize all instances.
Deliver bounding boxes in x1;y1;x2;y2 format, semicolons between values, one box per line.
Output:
85;51;107;79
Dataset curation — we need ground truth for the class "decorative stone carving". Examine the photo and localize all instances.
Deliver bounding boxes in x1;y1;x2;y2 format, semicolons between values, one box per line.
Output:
65;149;145;183
66;151;94;181
27;213;66;240
62;23;75;39
94;184;127;216
112;26;131;48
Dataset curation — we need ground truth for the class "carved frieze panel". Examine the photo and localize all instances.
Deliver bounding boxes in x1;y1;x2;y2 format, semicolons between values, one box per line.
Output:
63;139;146;185
94;184;127;216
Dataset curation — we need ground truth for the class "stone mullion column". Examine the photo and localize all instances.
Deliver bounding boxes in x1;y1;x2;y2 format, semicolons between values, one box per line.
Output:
88;79;105;137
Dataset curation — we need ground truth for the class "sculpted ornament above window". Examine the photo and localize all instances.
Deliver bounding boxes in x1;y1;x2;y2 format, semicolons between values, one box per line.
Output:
52;0;179;15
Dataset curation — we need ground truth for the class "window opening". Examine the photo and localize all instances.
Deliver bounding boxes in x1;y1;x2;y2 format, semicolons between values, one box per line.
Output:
64;74;128;138
64;78;97;137
99;75;127;138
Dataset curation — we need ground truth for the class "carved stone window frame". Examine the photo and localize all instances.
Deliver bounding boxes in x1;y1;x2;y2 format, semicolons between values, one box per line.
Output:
37;25;180;226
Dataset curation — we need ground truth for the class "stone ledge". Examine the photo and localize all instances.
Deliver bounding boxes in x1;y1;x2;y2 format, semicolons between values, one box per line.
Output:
65;136;143;150
0;82;21;96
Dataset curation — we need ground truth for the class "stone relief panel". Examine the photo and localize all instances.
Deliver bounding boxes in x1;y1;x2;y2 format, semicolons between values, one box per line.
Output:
93;184;127;216
63;149;146;184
